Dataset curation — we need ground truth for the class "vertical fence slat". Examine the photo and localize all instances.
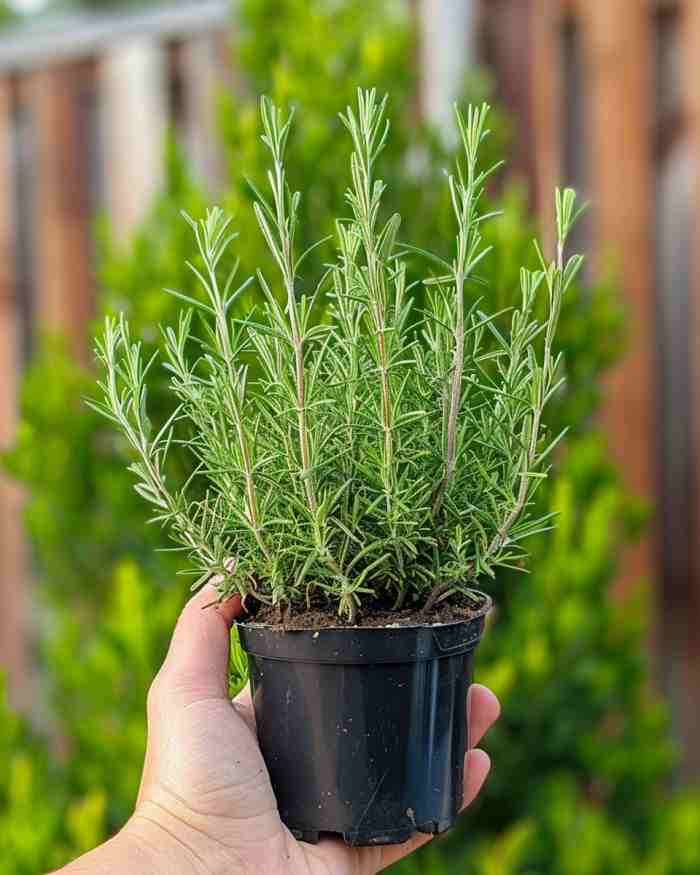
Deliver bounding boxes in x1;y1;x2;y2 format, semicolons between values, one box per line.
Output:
100;38;167;240
180;33;226;192
682;0;700;779
482;0;535;183
0;77;28;703
419;0;478;135
27;62;94;360
530;0;563;252
578;2;657;590
531;3;657;590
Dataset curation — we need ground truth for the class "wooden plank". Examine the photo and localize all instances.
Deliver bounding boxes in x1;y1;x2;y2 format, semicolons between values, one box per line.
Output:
655;130;693;706
418;0;478;135
0;76;29;705
530;0;564;252
575;2;657;593
482;0;535;184
26;61;94;360
0;0;229;75
179;33;226;193
681;0;700;780
99;37;167;240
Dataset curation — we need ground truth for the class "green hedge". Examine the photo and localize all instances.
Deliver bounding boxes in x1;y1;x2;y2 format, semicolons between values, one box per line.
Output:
2;1;698;872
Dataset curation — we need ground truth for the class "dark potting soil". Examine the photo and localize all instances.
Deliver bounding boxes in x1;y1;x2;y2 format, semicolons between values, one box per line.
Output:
240;591;489;630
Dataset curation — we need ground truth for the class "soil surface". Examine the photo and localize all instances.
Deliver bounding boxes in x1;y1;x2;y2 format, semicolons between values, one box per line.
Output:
239;591;490;630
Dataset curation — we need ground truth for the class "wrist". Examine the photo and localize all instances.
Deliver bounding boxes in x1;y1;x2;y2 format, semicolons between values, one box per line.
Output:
121;813;206;875
57;816;203;875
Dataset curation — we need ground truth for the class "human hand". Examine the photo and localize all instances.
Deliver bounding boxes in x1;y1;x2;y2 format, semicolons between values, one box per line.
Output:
62;586;499;875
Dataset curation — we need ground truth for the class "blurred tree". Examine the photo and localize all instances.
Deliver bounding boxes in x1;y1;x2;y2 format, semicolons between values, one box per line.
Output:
0;1;17;26
0;676;107;875
2;0;699;872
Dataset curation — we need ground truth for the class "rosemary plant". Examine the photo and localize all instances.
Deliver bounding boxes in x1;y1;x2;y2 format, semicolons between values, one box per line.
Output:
92;89;584;624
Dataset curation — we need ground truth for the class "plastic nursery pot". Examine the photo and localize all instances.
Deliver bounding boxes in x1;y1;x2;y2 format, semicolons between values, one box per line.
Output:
237;592;492;847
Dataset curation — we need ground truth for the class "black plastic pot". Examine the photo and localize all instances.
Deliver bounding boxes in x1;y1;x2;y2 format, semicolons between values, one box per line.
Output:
237;593;491;847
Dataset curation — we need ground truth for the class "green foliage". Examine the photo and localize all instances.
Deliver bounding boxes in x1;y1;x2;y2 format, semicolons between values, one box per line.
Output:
93;93;582;621
0;675;107;873
398;781;700;875
46;561;182;825
0;561;179;873
6;340;176;602
1;0;699;873
0;0;16;28
393;436;688;875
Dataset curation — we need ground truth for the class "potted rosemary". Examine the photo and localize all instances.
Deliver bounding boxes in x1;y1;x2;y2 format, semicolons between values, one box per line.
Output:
92;90;583;847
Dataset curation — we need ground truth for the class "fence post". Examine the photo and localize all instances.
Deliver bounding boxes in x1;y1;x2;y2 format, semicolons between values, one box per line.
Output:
576;2;657;589
530;0;564;254
0;77;29;704
681;0;700;780
179;32;227;192
418;0;478;136
25;61;94;361
482;0;536;183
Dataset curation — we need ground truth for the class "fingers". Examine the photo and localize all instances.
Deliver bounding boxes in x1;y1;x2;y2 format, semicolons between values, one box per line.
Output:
138;588;241;806
468;684;501;748
152;585;242;704
461;748;491;808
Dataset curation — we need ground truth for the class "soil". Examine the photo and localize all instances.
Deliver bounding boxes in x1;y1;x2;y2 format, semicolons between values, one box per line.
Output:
239;590;490;630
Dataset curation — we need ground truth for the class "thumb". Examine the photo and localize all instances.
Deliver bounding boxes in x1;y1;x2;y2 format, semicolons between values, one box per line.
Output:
156;584;242;703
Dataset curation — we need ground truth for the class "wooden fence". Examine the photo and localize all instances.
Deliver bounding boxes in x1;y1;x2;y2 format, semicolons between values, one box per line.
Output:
0;1;231;706
1;0;699;775
524;0;699;779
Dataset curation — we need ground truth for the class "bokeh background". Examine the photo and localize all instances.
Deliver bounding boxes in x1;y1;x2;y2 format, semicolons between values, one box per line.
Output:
1;0;700;872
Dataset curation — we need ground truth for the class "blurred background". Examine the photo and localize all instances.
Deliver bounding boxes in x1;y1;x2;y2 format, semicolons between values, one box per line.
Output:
1;0;700;872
